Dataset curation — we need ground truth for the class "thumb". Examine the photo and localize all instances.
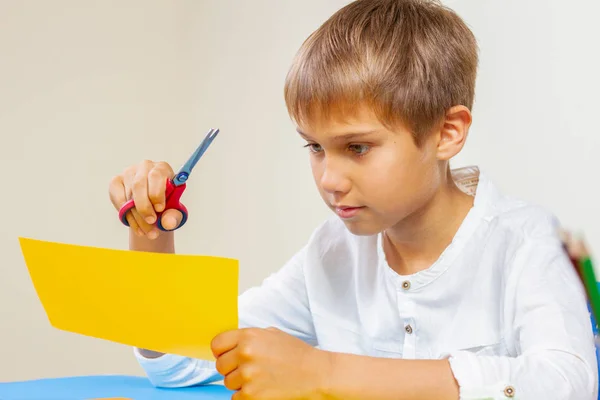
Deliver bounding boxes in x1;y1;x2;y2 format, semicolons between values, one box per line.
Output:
159;209;184;231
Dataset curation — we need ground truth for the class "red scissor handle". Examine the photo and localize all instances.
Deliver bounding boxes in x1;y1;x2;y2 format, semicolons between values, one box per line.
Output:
118;178;189;231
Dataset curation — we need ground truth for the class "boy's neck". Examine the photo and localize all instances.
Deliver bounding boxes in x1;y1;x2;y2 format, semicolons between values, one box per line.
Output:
382;177;474;277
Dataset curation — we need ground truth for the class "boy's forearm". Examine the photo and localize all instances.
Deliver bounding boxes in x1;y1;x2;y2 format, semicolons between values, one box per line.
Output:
130;229;175;358
320;352;459;400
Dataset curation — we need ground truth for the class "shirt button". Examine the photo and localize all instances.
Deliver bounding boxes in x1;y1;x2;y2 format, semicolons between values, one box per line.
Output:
401;280;411;290
503;386;515;397
405;324;413;334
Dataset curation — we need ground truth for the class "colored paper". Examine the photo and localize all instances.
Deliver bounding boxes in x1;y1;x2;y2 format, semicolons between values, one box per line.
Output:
18;237;238;360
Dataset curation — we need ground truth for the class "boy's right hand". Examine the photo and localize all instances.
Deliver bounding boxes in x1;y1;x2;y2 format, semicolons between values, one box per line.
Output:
109;160;184;239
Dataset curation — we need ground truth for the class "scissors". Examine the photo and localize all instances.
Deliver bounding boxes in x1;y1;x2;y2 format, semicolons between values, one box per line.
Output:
118;128;220;231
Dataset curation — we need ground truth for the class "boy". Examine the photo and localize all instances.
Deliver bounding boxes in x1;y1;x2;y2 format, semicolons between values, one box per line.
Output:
108;0;598;399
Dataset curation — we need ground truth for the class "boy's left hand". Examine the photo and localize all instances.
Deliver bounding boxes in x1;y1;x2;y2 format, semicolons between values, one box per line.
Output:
211;327;331;399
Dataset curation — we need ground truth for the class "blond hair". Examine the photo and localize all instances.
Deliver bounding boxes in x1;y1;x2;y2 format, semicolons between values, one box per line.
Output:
284;0;479;142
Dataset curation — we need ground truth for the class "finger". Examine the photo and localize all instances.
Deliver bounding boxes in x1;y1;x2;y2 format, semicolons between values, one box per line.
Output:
131;162;156;224
215;347;240;377
109;173;135;229
232;385;256;400
231;390;243;400
125;213;143;237
111;173;143;236
223;369;243;391
147;167;169;212
108;175;127;210
211;330;241;358
122;168;148;235
131;208;159;238
159;209;183;231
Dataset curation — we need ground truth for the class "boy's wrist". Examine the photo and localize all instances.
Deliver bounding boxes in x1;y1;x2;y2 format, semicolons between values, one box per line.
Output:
129;229;175;253
312;349;338;400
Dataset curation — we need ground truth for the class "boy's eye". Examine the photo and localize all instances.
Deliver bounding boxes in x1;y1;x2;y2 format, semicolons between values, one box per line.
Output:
348;144;370;155
304;143;323;153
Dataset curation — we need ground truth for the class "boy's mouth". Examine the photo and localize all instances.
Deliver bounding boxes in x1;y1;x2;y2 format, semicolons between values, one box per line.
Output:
334;205;365;219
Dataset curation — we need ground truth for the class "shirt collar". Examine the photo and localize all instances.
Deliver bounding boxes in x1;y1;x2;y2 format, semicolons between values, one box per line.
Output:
377;166;494;290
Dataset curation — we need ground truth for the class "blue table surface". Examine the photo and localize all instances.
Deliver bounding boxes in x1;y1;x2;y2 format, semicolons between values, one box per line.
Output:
0;375;233;400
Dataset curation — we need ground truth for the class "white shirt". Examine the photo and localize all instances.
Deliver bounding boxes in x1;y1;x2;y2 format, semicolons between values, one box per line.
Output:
135;166;598;400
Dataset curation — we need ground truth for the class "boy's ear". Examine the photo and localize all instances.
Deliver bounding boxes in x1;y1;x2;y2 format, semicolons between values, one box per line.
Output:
436;105;472;161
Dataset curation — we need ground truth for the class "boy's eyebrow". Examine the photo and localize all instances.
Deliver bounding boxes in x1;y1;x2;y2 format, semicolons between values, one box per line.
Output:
296;129;379;142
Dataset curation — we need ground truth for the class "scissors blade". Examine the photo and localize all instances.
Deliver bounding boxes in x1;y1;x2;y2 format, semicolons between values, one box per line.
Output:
172;128;220;186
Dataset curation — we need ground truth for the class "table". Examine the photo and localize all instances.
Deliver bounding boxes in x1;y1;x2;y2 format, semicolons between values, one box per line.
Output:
2;334;600;400
0;375;233;400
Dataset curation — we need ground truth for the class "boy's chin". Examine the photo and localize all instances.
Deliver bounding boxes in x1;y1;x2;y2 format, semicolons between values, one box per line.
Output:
339;218;383;236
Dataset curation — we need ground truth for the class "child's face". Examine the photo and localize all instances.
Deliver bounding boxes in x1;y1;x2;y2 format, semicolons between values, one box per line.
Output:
297;105;445;236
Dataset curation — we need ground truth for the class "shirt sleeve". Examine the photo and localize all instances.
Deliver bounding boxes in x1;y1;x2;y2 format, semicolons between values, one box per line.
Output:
135;245;315;388
447;238;599;400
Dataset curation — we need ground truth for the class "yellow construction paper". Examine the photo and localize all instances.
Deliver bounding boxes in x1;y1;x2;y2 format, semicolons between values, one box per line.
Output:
18;237;238;360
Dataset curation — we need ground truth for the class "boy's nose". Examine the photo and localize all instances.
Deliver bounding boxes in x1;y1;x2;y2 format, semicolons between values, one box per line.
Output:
319;159;351;195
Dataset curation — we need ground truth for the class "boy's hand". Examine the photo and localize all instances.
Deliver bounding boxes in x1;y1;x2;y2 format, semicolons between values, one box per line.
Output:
211;327;331;399
108;160;184;239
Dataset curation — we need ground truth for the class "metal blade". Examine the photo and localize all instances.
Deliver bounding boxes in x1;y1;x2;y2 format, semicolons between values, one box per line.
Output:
173;128;220;186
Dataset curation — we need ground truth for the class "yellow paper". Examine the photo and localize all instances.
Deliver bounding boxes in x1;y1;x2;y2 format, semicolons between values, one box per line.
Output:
18;237;238;360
